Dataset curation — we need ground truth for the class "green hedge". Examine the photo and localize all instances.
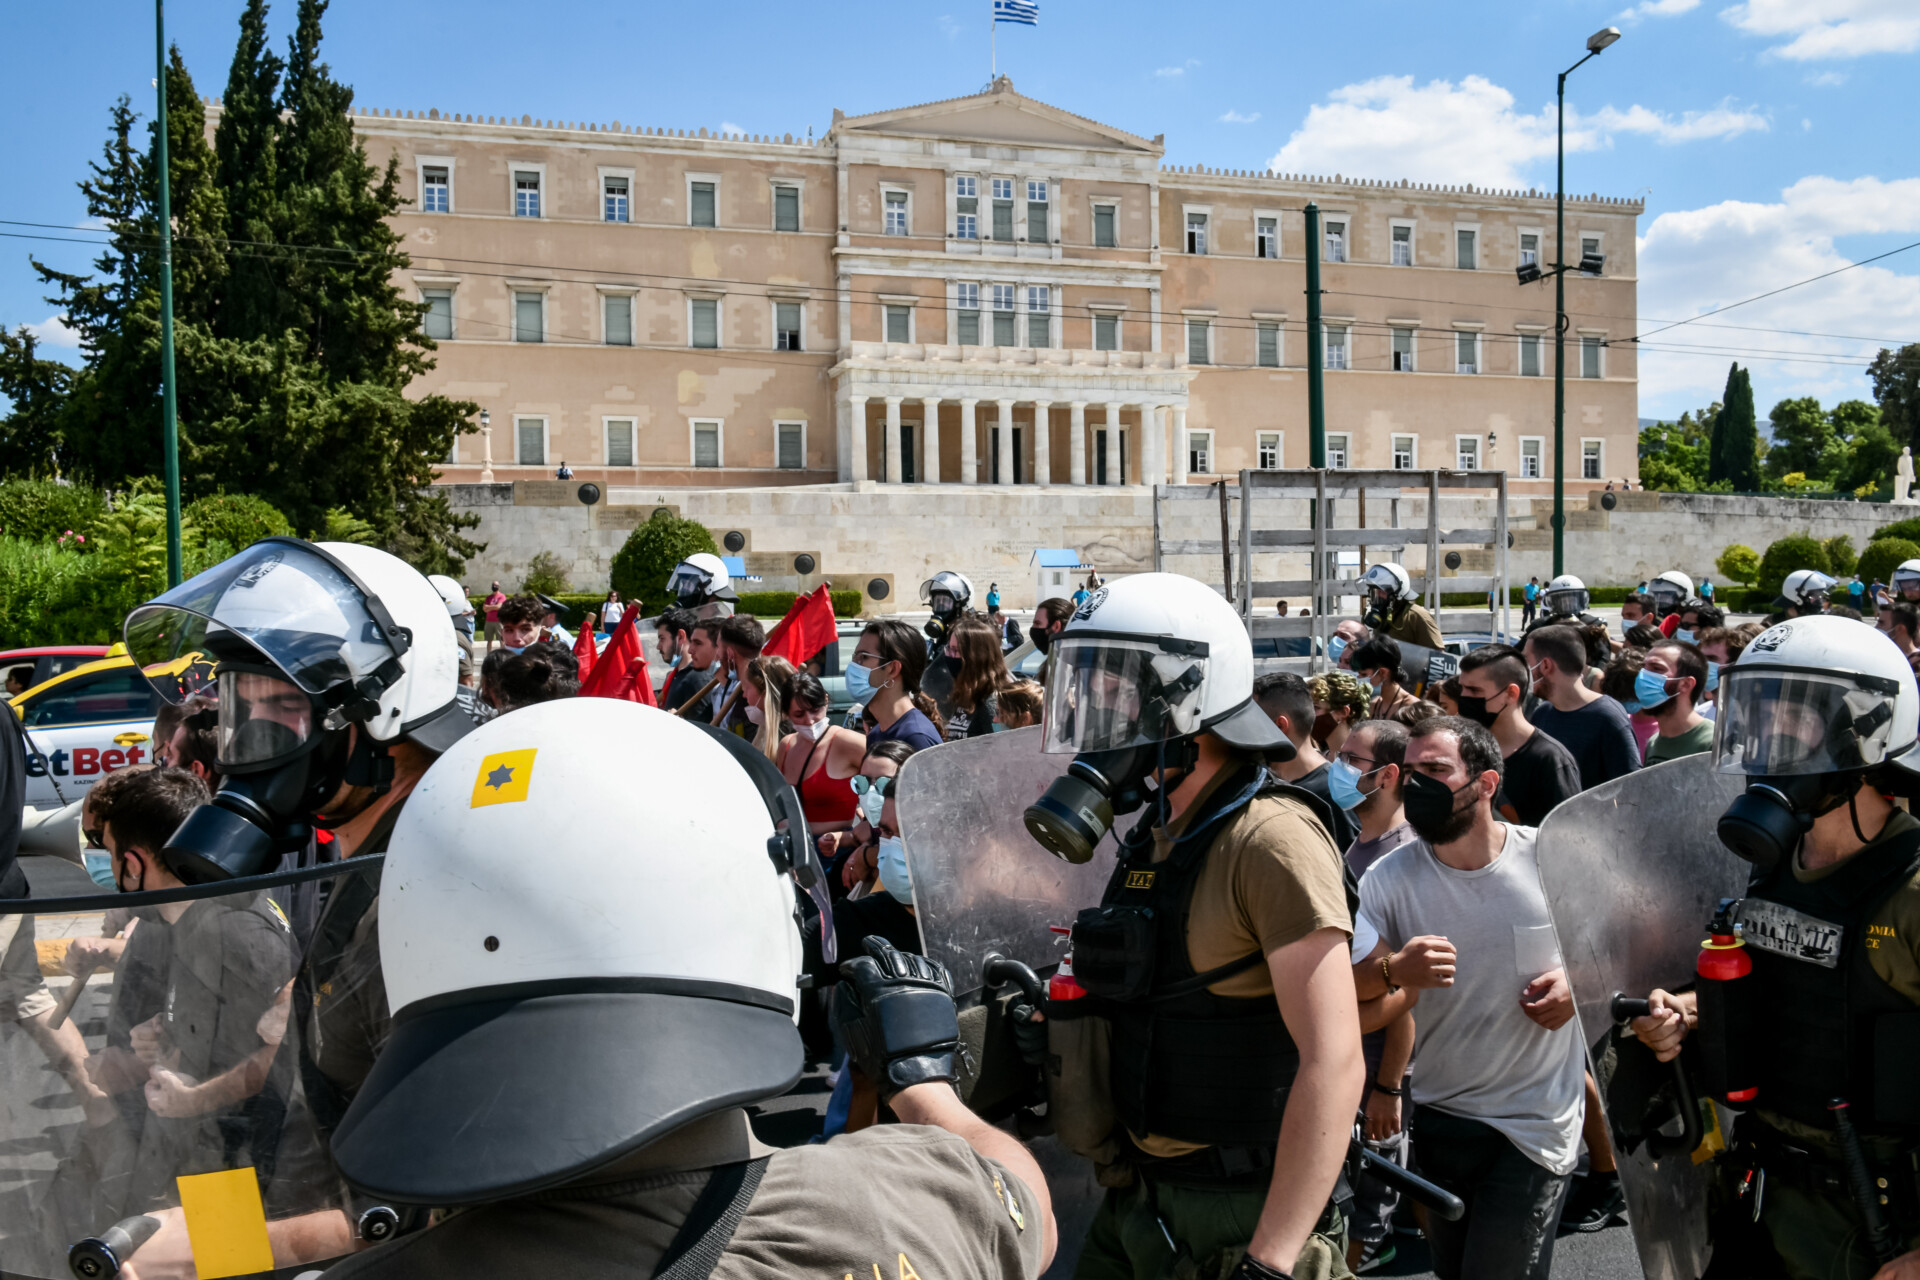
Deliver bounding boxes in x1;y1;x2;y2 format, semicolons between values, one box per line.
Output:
469;589;864;622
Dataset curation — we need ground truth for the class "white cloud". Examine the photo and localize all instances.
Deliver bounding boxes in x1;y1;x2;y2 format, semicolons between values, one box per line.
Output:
1219;109;1261;124
1805;69;1850;85
1267;76;1764;191
1723;0;1920;60
718;121;745;138
937;14;962;41
1635;176;1920;416
1620;0;1699;19
1154;60;1199;78
24;315;78;349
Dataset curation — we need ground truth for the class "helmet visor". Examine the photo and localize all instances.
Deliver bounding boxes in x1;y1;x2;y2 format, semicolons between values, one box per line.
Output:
217;668;321;768
125;541;401;705
1041;637;1206;755
1547;588;1589;615
667;566;710;601
1714;668;1901;776
1894;566;1920;590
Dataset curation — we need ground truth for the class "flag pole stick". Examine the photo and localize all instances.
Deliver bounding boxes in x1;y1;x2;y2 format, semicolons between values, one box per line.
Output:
991;9;997;78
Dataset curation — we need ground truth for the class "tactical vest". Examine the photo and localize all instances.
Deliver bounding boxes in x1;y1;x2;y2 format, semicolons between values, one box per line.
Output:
1740;822;1920;1135
1070;765;1356;1150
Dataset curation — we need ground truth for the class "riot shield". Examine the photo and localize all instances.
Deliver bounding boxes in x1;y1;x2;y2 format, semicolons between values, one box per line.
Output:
893;726;1116;1001
1536;752;1749;1280
0;860;388;1280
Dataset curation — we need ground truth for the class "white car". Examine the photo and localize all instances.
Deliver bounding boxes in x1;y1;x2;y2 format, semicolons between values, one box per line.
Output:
10;655;160;811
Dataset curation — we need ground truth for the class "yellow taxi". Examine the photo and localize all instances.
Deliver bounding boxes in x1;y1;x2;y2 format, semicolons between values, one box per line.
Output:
9;645;159;810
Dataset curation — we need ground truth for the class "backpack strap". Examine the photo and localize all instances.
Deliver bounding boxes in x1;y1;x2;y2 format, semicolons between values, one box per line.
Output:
652;1156;771;1280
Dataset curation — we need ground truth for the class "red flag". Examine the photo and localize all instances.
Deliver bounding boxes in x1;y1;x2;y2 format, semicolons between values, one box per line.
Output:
580;605;657;705
572;618;598;684
762;584;838;667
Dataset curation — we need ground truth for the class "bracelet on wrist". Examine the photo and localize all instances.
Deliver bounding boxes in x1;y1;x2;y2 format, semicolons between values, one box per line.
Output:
1373;1081;1405;1098
1380;954;1398;993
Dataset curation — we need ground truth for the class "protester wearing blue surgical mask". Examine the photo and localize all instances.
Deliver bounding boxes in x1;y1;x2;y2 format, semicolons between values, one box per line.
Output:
848;620;944;752
829;742;925;965
1253;672;1359;851
1640;640;1714;765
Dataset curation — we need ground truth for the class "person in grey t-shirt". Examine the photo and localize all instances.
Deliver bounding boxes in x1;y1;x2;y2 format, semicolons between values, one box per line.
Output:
1358;715;1584;1280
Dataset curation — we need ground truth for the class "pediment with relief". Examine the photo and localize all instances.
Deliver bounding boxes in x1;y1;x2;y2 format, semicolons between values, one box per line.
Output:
835;77;1160;154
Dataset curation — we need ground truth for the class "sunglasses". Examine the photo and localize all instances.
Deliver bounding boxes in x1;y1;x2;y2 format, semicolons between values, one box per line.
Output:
83;828;105;851
850;775;898;798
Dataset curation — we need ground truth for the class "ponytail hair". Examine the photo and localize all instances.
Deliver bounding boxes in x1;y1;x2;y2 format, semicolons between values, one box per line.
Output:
745;655;799;759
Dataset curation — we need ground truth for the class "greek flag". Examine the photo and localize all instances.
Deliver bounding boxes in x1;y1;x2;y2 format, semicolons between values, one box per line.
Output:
994;0;1038;25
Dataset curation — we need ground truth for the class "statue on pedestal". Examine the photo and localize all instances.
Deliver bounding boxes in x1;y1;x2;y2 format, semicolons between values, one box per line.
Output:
1896;447;1916;505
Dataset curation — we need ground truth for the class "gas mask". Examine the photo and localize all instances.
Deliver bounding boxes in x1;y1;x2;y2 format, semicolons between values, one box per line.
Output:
1717;771;1863;875
924;593;960;643
1023;738;1198;864
1361;591;1397;632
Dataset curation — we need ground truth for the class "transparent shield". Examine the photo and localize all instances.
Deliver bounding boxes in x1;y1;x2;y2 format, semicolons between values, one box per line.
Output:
1713;668;1898;775
0;863;386;1279
893;727;1116;1000
1546;588;1590;616
1537;753;1749;1280
1041;639;1200;756
125;542;401;706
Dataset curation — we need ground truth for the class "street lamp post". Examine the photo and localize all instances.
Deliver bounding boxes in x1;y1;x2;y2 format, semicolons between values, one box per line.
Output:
155;0;182;586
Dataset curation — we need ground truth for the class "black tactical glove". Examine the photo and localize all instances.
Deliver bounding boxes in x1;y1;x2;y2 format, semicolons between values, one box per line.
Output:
1007;1000;1050;1067
1228;1255;1294;1280
833;937;961;1104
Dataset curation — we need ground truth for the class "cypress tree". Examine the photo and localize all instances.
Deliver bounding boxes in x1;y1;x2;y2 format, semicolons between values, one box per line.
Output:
1717;363;1760;491
214;0;284;342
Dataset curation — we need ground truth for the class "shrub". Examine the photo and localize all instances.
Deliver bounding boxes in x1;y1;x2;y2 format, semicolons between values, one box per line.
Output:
1755;535;1830;597
0;478;107;547
185;493;291;556
609;511;718;614
1823;534;1859;577
1715;544;1761;586
1858;538;1920;591
0;538;125;646
321;508;379;545
736;590;864;618
1875;517;1920;545
519;551;571;595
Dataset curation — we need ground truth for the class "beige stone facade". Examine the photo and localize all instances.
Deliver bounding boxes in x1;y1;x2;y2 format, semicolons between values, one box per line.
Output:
344;77;1641;493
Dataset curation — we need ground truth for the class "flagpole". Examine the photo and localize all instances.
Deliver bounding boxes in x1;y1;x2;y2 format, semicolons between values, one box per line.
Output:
991;5;997;78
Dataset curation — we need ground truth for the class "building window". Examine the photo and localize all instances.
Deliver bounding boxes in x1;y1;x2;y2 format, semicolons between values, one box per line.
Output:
1520;232;1539;268
1325;220;1347;263
1455;331;1479;374
884;305;911;343
991;284;1017;346
516;417;545;465
776;301;803;351
955;175;978;239
884;191;908;236
604;294;633;346
1392;435;1416;469
1391;223;1412;266
1257;322;1281;367
1327;433;1350;469
1325;325;1350;371
1582;335;1603;379
1391;327;1414;372
690;181;716;228
1187;319;1210;365
421;289;453;341
1520;437;1543;479
1027;180;1049;242
604;175;629;223
422;165;450;213
1027;286;1050;347
1520;333;1542;377
776;421;805;470
1186;213;1208;255
513;291;543;343
514;170;541;218
1257;217;1279;260
1258;432;1282;470
1188;430;1213;475
1094;313;1119;351
1093;203;1117;248
606;419;635;467
1456;436;1480;471
693;421;722;468
690;298;719;349
991;177;1014;241
774;185;800;232
1456;229;1477;270
1582;439;1603;480
1581;237;1602;273
956;283;980;345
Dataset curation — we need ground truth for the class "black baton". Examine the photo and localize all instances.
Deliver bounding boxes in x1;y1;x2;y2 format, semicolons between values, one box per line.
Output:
1829;1097;1902;1268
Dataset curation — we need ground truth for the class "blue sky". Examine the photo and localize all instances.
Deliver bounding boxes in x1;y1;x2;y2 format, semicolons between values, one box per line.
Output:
5;0;1918;423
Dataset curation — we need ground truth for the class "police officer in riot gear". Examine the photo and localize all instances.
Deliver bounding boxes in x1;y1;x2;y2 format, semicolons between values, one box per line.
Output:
317;697;1055;1279
1025;573;1364;1280
921;570;975;645
1647;570;1695;623
1357;563;1443;652
1522;573;1605;640
1894;560;1920;606
1631;616;1920;1278
1775;569;1836;620
666;552;738;621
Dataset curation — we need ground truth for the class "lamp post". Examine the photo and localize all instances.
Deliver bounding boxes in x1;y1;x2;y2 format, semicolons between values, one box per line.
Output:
155;0;182;586
1520;26;1620;578
478;408;495;482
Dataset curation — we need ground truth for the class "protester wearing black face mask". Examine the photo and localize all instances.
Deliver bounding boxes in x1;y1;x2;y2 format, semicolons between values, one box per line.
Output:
1026;597;1075;681
1456;645;1581;827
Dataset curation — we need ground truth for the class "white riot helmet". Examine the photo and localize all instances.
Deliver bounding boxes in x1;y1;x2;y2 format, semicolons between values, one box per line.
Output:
919;570;974;617
666;552;735;611
427;573;473;620
1359;562;1416;605
330;699;807;1205
1778;569;1836;614
1893;559;1920;600
1647;570;1694;616
1544;574;1590;618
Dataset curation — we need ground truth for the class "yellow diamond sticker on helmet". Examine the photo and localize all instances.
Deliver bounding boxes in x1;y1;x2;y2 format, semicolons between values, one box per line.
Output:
472;749;537;807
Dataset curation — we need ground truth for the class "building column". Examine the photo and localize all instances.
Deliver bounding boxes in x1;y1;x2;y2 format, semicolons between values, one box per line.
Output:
1172;406;1189;485
1069;401;1088;486
884;397;904;484
996;399;1017;485
921;397;942;484
849;395;869;483
960;398;979;484
1032;399;1052;486
1142;403;1164;488
1104;402;1123;486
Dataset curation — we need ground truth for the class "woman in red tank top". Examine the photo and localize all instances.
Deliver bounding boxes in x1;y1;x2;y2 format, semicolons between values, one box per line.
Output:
777;671;865;832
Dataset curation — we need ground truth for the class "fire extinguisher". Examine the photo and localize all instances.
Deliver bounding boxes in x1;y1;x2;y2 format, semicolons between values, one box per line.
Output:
1693;897;1758;1105
1048;924;1087;1002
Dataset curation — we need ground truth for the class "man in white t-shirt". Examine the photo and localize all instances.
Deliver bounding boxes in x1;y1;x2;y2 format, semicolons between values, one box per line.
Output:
1357;714;1584;1280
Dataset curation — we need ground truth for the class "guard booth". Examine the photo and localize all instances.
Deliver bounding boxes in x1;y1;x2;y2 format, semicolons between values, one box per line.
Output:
1029;549;1094;609
1152;468;1513;677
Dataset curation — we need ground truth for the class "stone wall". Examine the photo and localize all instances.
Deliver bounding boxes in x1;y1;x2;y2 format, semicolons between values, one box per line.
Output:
441;480;1902;608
